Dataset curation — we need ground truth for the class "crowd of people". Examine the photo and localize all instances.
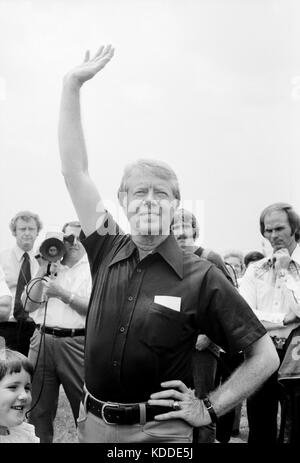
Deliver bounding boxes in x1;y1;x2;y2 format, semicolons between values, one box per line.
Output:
1;45;300;444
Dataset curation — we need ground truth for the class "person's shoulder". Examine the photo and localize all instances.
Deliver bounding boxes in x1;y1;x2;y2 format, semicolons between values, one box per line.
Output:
205;249;224;266
183;248;213;270
0;247;13;260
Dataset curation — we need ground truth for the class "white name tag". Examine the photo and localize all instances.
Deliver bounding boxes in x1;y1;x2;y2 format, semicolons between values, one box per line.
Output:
154;295;181;312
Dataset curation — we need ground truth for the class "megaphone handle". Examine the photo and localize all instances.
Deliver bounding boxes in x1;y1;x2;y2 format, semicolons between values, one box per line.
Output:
46;262;51;276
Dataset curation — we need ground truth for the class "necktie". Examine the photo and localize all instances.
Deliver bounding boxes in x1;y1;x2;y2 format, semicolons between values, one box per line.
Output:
13;252;31;320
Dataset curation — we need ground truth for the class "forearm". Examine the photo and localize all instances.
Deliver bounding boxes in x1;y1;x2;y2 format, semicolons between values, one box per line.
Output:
58;288;89;316
0;296;11;321
59;76;88;176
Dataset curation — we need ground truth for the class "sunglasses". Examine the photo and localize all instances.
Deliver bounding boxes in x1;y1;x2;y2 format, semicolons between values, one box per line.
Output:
63;234;81;245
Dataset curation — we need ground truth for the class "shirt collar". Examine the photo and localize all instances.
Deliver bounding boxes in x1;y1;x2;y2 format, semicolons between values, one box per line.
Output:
13;245;36;262
108;234;184;279
153;234;184;279
108;237;138;267
291;244;300;265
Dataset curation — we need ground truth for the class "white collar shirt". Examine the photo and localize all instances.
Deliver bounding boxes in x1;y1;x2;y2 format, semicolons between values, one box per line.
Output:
0;265;11;298
0;246;39;319
239;244;300;338
30;254;91;329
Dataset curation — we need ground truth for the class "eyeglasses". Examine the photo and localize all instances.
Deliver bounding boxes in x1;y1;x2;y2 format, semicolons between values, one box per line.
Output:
63;234;80;245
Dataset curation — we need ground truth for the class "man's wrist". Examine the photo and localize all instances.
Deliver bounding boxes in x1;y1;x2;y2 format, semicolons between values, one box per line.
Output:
63;73;82;90
201;396;218;424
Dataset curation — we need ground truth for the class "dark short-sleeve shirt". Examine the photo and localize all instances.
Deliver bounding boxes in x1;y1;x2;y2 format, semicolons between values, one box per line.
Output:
195;246;234;284
82;213;266;403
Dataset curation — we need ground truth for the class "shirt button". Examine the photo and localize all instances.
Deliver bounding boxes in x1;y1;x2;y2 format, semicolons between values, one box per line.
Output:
113;361;118;367
128;296;133;301
120;326;125;333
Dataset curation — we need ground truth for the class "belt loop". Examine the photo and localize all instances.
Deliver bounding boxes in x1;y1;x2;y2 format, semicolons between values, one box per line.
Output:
139;403;146;425
71;328;75;337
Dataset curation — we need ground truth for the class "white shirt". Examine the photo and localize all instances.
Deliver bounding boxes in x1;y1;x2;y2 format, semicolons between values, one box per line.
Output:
239;245;300;338
0;265;11;298
30;254;91;329
0;246;39;319
0;422;39;443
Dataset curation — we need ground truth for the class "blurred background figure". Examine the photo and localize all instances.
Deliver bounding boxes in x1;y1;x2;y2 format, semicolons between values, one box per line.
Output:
244;251;265;269
171;208;233;443
0;265;11;323
0;211;42;355
222;248;247;437
223;249;245;285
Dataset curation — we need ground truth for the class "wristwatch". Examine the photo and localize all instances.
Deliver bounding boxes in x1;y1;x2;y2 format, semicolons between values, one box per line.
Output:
201;396;218;424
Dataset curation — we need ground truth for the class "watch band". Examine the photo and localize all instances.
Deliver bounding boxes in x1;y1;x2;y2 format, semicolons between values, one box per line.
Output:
201;396;218;423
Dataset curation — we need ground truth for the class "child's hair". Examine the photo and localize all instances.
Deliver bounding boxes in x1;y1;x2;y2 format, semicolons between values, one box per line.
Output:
0;348;34;381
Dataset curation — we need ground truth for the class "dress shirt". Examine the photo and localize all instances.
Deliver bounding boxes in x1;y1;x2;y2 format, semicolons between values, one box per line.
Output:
239;245;300;338
81;212;266;403
0;246;39;320
29;255;91;329
0;265;11;298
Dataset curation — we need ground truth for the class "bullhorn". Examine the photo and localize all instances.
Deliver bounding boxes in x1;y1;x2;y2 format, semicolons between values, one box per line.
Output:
39;232;66;263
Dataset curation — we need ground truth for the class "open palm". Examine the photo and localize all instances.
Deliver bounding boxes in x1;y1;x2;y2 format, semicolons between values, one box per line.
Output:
68;44;114;85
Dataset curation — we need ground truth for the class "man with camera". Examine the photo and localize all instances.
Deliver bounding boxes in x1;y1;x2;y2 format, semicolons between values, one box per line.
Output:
24;221;91;443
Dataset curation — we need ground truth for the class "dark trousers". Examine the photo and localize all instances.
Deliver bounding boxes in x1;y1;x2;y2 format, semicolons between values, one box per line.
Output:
0;320;35;356
246;349;284;444
215;351;244;443
192;348;218;443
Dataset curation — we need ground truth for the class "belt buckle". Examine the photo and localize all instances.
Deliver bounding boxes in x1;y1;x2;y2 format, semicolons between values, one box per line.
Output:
101;402;119;425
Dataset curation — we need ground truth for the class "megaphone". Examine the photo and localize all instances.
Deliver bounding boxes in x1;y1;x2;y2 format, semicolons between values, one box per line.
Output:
39;232;66;263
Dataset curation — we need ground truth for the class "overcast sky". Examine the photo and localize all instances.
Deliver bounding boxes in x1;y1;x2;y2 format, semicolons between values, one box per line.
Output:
1;0;299;256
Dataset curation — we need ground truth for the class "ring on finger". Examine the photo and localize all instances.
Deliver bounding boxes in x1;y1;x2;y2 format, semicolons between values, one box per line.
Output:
173;401;181;411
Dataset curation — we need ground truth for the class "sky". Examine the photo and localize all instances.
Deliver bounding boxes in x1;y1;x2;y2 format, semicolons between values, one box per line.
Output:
0;0;299;256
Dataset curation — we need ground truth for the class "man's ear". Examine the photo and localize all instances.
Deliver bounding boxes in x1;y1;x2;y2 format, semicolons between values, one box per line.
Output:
118;191;128;211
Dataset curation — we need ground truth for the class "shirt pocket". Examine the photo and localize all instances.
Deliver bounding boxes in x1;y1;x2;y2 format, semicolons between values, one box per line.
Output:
141;302;190;351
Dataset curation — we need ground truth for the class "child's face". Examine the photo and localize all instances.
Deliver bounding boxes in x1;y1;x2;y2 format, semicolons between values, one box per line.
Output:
0;368;32;428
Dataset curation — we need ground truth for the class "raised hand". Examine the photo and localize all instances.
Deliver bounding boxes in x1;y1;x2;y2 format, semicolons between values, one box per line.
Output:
65;44;114;86
273;248;291;272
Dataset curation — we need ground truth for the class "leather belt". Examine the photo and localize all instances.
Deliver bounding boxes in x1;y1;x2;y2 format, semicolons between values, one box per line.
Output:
85;394;173;425
36;325;85;338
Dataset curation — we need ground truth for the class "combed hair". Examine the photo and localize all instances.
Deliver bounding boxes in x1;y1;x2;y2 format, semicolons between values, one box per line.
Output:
0;348;34;381
260;202;300;242
9;211;43;235
117;159;181;203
